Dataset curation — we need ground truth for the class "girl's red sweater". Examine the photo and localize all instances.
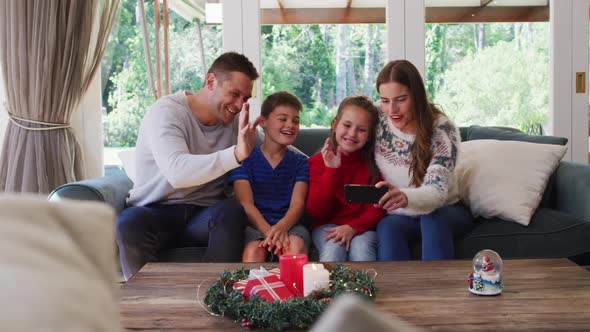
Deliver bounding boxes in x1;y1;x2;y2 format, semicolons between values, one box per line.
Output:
306;150;384;234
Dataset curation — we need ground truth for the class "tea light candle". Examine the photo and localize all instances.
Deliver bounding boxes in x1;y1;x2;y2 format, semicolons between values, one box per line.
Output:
303;263;330;296
279;254;308;296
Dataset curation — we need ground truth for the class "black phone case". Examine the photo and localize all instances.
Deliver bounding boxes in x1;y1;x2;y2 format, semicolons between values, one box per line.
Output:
344;185;388;204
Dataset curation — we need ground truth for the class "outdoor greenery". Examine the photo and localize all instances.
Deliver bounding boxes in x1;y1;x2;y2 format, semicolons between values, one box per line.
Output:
101;0;549;147
261;24;386;127
427;23;549;134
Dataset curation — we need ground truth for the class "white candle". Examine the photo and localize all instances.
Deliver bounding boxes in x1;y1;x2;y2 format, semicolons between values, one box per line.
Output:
303;263;330;296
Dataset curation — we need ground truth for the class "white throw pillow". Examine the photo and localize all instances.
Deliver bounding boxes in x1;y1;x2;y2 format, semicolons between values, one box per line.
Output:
455;139;567;226
118;148;136;183
0;195;120;331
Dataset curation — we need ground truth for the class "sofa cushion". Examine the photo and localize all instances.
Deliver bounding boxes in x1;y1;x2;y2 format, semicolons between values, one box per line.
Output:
553;161;590;221
460;126;522;142
455;208;590;259
456;139;566;226
160;247;207;262
293;128;330;157
465;125;568;145
49;169;133;214
459;127;468;142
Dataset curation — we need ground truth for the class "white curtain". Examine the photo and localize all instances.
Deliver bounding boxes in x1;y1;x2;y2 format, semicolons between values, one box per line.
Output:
0;0;119;193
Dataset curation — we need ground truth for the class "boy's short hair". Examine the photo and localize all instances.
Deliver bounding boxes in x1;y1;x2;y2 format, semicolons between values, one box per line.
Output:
207;52;259;83
261;91;303;118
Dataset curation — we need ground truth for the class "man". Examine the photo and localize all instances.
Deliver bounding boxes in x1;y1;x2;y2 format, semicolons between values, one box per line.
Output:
116;52;261;280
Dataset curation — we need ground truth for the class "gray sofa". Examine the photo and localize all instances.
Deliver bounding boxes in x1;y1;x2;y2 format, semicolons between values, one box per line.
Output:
49;126;590;264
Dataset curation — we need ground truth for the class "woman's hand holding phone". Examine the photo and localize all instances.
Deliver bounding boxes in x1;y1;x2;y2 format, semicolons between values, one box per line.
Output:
375;181;408;211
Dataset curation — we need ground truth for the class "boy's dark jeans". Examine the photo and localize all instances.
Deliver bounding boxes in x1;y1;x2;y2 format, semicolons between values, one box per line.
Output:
116;198;246;280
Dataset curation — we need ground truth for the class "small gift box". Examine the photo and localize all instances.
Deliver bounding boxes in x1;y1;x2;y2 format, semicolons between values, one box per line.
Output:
233;267;280;293
243;274;294;302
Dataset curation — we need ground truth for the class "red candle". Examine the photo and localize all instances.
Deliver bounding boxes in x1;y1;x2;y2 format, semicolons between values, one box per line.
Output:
279;254;308;296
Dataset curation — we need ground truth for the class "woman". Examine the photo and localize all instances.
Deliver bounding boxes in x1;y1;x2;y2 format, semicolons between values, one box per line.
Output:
374;60;473;261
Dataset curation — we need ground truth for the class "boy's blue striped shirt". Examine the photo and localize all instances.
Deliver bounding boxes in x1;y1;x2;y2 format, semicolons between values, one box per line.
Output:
229;146;309;225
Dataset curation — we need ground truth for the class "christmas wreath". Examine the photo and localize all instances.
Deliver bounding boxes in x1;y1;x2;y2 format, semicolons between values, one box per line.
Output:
203;264;377;331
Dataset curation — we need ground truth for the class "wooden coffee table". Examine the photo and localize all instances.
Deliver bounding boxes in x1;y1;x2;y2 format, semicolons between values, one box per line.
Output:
120;259;590;331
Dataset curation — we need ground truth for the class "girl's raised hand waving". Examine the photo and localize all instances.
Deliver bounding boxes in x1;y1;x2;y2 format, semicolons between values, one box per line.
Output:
321;138;342;168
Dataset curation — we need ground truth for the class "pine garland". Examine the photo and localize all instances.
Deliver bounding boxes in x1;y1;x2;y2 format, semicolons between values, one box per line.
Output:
204;264;377;331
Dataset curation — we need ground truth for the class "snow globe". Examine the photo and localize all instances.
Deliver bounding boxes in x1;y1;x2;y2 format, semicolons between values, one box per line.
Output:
468;249;503;295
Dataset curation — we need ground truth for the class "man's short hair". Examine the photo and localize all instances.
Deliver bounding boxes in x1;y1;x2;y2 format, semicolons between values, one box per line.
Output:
261;91;303;118
207;52;259;82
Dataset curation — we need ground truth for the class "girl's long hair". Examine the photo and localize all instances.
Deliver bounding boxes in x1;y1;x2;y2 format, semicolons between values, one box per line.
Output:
375;60;443;186
330;95;380;182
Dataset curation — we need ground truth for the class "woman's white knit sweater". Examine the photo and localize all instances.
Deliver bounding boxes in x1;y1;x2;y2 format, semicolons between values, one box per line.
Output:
375;106;461;216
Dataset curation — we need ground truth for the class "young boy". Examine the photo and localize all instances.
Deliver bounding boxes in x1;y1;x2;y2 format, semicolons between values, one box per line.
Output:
229;91;309;262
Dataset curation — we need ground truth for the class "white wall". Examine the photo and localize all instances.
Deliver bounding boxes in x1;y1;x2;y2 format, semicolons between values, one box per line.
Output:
550;1;573;161
386;0;405;62
386;0;425;76
571;0;590;163
550;0;590;163
72;72;104;179
222;0;262;118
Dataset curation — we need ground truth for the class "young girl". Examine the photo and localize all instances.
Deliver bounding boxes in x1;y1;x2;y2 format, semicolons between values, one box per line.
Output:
306;95;384;262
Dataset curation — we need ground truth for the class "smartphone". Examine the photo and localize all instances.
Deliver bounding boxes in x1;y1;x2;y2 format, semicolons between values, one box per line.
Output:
344;184;388;204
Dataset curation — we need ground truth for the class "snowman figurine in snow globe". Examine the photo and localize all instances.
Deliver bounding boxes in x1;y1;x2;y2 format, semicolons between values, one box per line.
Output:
468;249;503;295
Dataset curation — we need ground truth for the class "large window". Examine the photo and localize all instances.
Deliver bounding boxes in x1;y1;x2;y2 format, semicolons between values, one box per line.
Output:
101;0;222;168
425;22;549;134
258;1;387;126
261;22;385;127
424;1;550;134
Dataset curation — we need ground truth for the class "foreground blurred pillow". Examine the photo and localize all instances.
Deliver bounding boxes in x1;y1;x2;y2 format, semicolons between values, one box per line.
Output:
455;139;567;226
0;195;120;331
310;294;422;332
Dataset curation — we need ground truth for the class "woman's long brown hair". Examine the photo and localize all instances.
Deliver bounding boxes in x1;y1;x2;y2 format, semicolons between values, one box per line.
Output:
375;60;443;187
330;95;380;183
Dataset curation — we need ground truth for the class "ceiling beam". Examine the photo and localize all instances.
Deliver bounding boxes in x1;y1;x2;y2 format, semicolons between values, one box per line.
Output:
262;8;384;24
481;0;494;7
426;6;548;23
260;6;548;25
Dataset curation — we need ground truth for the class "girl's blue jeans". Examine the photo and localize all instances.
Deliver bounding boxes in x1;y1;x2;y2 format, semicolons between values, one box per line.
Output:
312;224;377;262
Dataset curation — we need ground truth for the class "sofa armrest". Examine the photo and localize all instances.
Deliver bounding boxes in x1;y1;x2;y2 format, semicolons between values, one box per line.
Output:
553;161;590;221
48;169;133;214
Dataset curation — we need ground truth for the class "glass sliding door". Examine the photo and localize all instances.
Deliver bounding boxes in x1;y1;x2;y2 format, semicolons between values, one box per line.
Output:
259;0;386;127
424;1;550;134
